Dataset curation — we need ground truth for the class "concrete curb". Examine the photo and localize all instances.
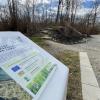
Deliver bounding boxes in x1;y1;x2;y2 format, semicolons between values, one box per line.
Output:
80;52;100;100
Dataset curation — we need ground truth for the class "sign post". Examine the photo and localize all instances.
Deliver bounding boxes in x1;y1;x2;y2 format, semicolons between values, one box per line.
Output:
0;32;69;100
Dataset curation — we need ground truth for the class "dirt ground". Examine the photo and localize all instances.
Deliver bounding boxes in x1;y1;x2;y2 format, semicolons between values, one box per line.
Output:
45;35;100;87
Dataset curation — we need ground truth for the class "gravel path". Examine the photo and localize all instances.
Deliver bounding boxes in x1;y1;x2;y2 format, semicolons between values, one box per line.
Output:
45;35;100;86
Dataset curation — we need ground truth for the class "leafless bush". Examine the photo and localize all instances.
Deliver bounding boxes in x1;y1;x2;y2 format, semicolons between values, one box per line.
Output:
0;0;99;36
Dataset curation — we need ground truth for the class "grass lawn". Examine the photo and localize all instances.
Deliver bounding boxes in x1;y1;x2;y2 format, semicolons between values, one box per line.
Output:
31;37;45;46
31;37;83;100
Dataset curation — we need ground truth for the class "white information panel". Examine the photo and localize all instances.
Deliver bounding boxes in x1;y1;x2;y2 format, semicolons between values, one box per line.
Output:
0;32;69;100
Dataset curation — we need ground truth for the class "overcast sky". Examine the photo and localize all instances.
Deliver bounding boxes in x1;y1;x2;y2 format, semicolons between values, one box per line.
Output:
0;0;100;17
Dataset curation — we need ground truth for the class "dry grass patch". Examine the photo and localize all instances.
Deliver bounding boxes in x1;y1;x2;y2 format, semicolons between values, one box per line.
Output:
54;50;82;100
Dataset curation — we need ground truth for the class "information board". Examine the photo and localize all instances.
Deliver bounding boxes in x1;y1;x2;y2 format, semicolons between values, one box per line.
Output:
0;32;58;99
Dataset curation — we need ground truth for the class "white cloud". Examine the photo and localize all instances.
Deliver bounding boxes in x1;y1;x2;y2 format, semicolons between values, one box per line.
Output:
76;4;100;17
76;7;92;16
82;0;95;2
37;0;50;4
0;0;7;5
97;5;100;17
21;0;50;4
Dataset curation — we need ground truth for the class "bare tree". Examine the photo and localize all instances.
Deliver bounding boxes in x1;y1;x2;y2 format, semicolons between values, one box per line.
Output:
92;0;99;28
32;0;35;23
70;0;79;25
24;0;31;33
55;0;62;23
65;0;70;22
0;0;99;35
7;0;18;30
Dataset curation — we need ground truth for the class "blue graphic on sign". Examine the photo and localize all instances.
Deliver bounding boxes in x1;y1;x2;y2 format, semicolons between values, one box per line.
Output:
12;65;20;72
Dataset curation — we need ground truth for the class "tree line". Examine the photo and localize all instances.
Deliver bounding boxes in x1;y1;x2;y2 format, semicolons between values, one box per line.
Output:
0;0;100;36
